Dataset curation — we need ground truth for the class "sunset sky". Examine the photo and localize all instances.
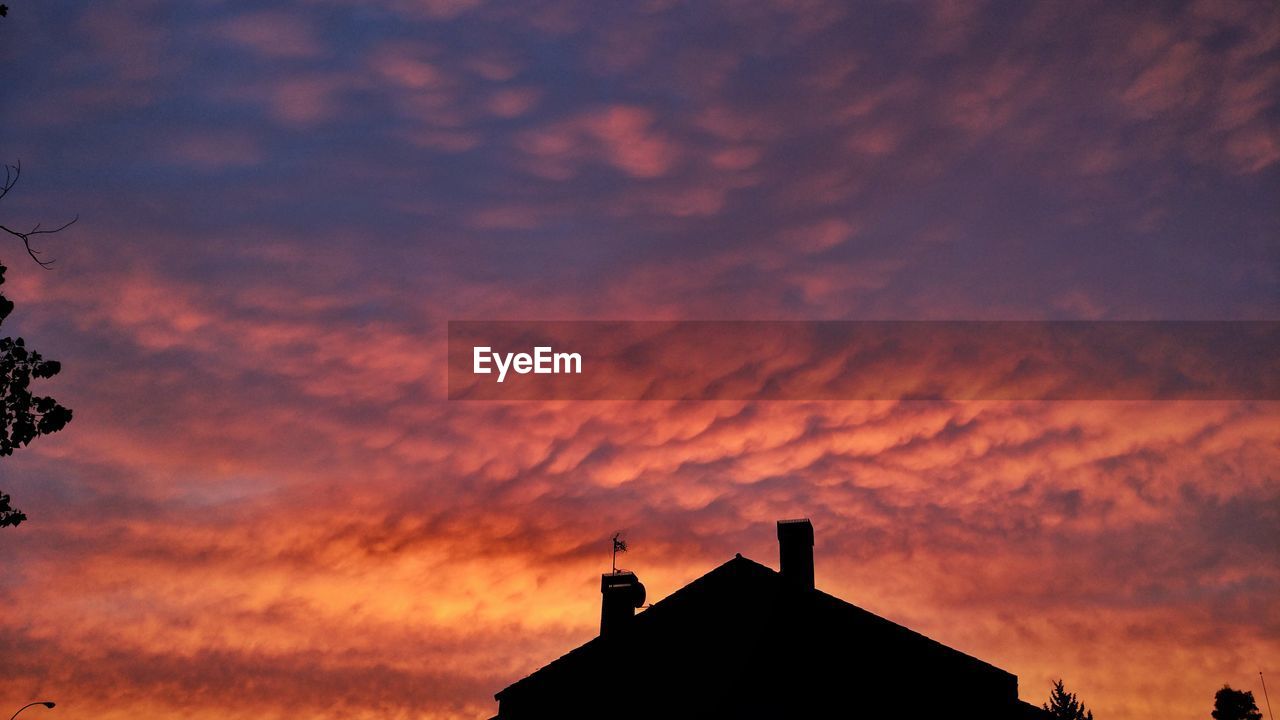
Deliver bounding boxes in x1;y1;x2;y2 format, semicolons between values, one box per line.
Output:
1;1;1278;718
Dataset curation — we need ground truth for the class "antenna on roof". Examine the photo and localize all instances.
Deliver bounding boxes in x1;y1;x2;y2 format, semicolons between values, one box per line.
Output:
1262;670;1274;720
611;532;627;573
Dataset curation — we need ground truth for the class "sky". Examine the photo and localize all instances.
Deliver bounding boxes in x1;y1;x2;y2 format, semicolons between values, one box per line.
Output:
0;1;1278;718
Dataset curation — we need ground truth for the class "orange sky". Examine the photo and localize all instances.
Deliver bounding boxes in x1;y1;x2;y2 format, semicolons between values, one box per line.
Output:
5;393;1276;718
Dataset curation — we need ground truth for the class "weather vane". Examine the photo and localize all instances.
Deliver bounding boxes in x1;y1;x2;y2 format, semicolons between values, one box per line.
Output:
611;532;627;573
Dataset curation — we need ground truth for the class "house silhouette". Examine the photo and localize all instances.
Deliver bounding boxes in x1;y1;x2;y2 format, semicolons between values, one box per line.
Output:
493;519;1049;719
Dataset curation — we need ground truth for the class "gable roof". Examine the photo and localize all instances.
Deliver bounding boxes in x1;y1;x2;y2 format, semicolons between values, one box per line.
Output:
496;553;1015;702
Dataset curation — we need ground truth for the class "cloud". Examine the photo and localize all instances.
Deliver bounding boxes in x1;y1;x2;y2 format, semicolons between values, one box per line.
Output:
485;87;541;118
158;130;264;170
214;10;324;60
517;105;681;179
0;1;1277;719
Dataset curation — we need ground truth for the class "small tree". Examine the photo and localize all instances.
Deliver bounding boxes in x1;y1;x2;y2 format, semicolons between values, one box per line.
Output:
0;162;75;527
1044;679;1094;720
1213;686;1262;720
0;262;72;527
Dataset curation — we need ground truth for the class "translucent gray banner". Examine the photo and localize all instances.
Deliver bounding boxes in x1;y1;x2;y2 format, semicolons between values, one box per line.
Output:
448;321;1279;400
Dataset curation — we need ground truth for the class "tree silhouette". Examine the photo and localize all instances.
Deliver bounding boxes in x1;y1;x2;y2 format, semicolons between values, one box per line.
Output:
2;163;79;268
1044;679;1094;720
1213;686;1263;720
0;263;73;527
1;489;26;527
0;162;75;527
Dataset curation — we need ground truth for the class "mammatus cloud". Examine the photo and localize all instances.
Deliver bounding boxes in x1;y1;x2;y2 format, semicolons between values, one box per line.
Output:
7;264;1279;718
0;0;1277;719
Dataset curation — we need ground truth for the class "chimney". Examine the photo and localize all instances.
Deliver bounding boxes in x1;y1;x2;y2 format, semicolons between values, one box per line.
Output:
600;571;646;637
777;518;814;590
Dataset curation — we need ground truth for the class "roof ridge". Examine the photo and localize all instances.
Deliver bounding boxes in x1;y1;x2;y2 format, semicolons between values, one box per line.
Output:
495;553;775;699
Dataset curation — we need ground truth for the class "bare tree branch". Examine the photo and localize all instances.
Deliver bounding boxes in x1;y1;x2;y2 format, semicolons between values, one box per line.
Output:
0;160;19;203
0;160;76;269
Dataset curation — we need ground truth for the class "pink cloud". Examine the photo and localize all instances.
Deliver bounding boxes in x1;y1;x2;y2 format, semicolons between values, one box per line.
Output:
160;130;263;170
585;106;680;177
485;87;541;118
372;51;447;90
215;10;324;59
518;105;681;179
268;75;352;124
213;71;358;126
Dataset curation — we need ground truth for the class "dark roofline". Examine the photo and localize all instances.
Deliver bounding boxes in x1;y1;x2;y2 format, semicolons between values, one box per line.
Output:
495;554;750;701
495;554;1013;701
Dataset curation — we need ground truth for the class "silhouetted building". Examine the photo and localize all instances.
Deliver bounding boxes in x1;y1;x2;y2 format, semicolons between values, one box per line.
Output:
493;519;1049;719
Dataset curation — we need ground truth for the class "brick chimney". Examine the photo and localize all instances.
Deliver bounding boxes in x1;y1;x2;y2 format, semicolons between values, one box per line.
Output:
600;571;646;637
777;518;814;590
